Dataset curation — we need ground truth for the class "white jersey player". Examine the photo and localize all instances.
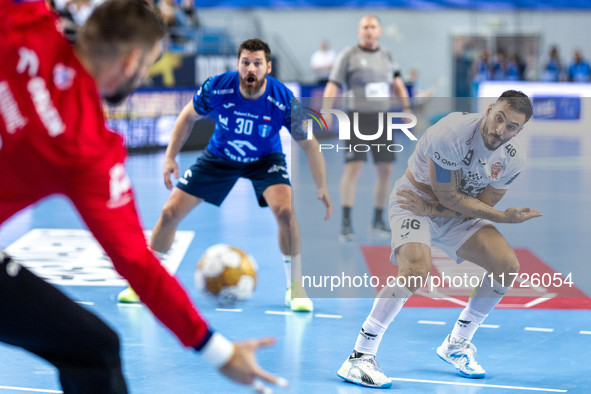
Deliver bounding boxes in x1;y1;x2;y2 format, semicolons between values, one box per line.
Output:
338;90;542;388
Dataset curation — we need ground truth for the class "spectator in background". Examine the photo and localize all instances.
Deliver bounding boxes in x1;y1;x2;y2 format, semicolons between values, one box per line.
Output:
405;68;434;98
310;40;336;85
568;49;591;82
492;50;507;80
158;0;191;28
180;0;199;27
471;49;492;83
542;46;563;82
505;54;522;81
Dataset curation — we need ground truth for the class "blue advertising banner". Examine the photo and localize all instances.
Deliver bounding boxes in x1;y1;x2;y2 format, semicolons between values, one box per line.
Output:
532;97;581;120
194;0;591;10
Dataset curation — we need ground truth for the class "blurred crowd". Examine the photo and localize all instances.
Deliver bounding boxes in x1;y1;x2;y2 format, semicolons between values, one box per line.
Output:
471;46;591;83
47;0;199;42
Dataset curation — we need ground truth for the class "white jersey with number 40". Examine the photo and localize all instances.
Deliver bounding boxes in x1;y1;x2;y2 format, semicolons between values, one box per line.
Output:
407;112;526;197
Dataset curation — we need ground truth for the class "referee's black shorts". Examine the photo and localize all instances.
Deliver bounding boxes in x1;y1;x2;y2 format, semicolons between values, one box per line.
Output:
344;112;396;163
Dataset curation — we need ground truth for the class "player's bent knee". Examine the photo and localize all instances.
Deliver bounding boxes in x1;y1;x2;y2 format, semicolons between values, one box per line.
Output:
274;205;292;225
504;255;520;275
160;203;183;225
90;323;122;366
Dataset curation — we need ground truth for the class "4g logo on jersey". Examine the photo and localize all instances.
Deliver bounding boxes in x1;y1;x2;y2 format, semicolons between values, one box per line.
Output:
401;219;420;230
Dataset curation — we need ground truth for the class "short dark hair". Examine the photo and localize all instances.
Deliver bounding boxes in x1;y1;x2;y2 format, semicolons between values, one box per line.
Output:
77;0;165;61
359;14;381;27
496;90;534;123
238;39;271;63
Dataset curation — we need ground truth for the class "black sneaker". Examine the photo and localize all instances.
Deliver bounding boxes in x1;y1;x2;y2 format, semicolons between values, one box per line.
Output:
369;220;391;238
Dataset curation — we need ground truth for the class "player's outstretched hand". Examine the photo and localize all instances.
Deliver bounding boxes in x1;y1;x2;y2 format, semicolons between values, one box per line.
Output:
503;207;543;223
163;158;179;190
396;189;432;216
317;187;332;220
219;337;288;394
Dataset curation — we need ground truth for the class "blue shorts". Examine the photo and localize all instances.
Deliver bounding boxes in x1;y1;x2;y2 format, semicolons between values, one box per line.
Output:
176;149;290;207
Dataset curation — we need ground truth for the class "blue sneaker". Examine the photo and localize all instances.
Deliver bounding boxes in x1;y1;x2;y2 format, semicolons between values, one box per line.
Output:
437;334;485;378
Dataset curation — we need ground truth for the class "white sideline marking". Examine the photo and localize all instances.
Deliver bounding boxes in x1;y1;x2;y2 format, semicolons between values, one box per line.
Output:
265;311;291;316
417;320;445;325
525;327;554;332
74;301;94;306
216;308;242;312
0;386;62;393
579;330;591;335
525;294;556;308
315;314;342;319
480;324;499;328
388;377;567;392
117;303;143;307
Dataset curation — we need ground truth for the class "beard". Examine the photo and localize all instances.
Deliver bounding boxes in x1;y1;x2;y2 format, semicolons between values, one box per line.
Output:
104;69;142;106
239;73;265;96
481;117;513;151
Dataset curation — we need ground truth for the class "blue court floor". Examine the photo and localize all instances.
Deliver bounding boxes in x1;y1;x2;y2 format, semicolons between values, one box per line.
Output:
1;134;591;394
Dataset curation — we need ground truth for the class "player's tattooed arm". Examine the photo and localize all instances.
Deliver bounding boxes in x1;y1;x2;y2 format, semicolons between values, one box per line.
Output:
397;189;471;218
427;159;541;223
477;186;507;207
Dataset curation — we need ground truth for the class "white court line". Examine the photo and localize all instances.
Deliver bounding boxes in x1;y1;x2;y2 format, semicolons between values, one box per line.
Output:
117;303;143;307
580;330;591;335
0;386;62;393
480;324;499;328
388;377;567;392
315;314;342;319
74;301;94;306
525;294;556;308
215;308;242;312
415;289;468;307
525;327;554;333
265;311;291;316
418;320;446;325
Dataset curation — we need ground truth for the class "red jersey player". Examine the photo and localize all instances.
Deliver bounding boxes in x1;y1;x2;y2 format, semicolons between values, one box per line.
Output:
0;1;285;393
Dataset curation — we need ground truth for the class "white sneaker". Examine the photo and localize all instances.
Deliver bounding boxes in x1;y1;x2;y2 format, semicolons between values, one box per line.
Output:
368;221;391;238
337;351;392;389
437;334;486;378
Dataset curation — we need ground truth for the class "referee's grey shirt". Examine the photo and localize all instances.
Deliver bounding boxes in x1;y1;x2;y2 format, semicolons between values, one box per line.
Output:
329;45;401;112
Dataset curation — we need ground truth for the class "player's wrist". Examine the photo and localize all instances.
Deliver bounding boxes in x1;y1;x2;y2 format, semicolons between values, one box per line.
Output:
195;330;235;368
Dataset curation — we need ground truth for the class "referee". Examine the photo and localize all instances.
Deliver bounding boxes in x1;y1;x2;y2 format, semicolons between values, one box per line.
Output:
323;15;411;241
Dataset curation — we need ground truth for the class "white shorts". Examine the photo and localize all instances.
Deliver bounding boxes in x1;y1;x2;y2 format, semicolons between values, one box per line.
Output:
388;175;491;265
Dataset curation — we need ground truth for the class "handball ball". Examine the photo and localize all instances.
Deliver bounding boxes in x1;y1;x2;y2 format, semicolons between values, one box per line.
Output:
194;244;258;307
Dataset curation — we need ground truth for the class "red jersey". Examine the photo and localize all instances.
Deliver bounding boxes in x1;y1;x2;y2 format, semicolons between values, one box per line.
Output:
0;0;210;349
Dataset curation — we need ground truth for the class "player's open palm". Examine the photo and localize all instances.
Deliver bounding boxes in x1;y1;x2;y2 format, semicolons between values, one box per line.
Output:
219;337;288;393
163;158;179;190
504;207;542;223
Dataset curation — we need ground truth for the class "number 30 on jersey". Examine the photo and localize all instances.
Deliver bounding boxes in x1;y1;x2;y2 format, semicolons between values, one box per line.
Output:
235;118;253;135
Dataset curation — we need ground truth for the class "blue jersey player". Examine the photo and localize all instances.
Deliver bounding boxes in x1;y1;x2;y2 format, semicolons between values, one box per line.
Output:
118;39;332;312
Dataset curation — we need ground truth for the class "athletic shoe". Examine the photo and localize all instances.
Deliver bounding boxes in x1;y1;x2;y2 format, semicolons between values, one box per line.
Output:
369;221;391;238
337;351;392;389
339;223;356;242
436;334;486;378
118;286;140;303
285;282;313;312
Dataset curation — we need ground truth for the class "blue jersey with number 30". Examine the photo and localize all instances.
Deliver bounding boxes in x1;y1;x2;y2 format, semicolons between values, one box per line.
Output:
193;71;306;163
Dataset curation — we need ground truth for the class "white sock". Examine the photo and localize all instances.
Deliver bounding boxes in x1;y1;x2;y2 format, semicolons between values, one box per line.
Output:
451;274;508;341
451;307;488;341
354;282;413;356
283;254;301;288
